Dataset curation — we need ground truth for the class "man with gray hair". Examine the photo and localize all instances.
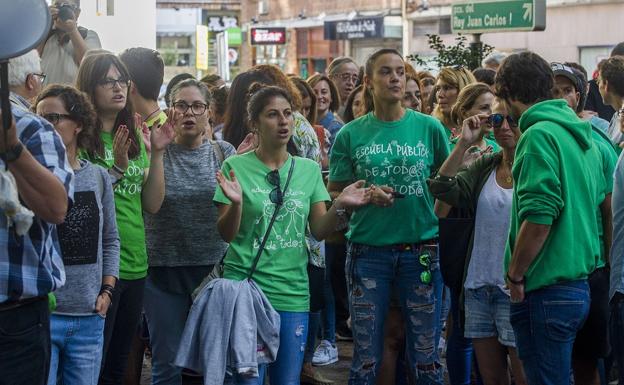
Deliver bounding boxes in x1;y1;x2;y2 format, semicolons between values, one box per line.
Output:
8;50;46;111
482;51;507;71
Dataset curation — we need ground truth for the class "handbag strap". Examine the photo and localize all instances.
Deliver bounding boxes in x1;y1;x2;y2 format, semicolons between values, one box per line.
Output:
247;157;295;280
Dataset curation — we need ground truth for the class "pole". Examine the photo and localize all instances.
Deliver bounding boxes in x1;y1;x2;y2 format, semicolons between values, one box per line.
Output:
469;33;483;70
401;0;409;57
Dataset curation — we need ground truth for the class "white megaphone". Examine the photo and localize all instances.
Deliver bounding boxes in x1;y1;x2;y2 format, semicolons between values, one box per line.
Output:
0;0;52;133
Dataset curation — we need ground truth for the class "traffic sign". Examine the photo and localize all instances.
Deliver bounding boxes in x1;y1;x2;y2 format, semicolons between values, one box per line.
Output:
451;0;546;34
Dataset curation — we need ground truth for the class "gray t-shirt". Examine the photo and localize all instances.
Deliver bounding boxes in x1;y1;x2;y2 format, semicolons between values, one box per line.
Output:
54;160;120;315
465;169;513;291
41;28;101;86
145;140;235;267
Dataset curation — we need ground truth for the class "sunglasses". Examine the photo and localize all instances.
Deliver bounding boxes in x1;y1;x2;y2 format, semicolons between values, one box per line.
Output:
42;113;73;125
419;253;432;284
266;169;283;205
488;113;517;129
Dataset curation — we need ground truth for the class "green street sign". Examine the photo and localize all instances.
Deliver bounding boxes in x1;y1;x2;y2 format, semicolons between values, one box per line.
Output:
451;0;546;34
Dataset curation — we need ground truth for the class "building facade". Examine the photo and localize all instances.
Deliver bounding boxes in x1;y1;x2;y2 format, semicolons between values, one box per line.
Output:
238;0;623;76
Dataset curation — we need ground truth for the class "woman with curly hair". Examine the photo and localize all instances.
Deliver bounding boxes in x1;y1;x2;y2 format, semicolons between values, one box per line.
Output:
34;85;120;385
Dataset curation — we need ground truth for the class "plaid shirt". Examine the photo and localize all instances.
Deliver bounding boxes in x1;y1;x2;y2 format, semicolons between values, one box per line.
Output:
0;107;74;303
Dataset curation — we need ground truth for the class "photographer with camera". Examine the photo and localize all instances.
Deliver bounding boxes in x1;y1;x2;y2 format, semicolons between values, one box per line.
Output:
39;0;101;86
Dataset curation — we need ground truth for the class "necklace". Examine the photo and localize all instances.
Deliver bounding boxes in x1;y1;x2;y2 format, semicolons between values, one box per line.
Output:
144;107;161;124
500;158;514;184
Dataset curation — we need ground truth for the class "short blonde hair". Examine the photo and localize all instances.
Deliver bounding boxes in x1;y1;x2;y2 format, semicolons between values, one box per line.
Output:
432;66;476;123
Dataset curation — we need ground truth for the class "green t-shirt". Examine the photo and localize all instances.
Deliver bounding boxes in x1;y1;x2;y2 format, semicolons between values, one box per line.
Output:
329;110;450;245
86;131;150;280
213;152;330;312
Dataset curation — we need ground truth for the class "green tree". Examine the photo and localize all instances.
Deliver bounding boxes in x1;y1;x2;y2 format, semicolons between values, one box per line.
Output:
407;34;494;70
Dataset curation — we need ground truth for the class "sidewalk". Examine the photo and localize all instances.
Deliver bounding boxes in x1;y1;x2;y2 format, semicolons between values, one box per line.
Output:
139;341;353;384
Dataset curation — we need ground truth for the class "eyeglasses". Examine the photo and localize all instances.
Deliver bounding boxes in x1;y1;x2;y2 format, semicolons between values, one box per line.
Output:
42;113;73;125
452;64;465;70
419;253;432;284
172;101;209;116
266;169;283;205
335;73;359;84
98;78;130;90
31;73;46;82
488;113;517;129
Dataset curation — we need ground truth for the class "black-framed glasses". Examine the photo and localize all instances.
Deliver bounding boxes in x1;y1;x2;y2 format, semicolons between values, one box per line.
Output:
335;73;359;84
266;169;283;205
42;113;73;125
488;113;517;129
419;253;432;284
98;78;130;90
31;73;46;83
172;101;209;116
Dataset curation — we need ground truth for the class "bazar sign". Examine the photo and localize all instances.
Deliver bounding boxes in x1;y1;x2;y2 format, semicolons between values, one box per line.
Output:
324;17;384;40
451;0;546;34
250;27;287;45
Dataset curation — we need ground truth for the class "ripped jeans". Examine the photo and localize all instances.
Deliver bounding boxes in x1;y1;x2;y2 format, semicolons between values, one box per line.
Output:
346;242;444;385
230;311;308;385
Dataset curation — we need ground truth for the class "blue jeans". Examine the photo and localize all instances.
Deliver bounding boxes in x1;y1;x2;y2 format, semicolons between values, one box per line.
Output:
0;296;50;385
610;293;624;384
48;314;105;385
304;311;321;362
446;288;476;385
510;279;590;385
322;244;340;343
346;242;444;385
232;311;308;385
143;277;192;385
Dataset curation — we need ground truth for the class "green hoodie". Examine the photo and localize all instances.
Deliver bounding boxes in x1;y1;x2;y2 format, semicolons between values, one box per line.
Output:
504;99;605;292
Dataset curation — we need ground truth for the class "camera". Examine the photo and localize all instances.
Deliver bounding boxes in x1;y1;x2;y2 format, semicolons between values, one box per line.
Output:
57;4;75;22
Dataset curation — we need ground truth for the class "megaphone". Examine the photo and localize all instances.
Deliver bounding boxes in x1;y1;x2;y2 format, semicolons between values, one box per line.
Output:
0;0;52;134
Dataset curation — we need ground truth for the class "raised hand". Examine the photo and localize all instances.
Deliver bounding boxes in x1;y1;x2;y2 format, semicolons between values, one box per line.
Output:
216;170;242;205
112;125;131;171
336;180;371;210
457;114;490;148
237;132;257;154
151;109;178;153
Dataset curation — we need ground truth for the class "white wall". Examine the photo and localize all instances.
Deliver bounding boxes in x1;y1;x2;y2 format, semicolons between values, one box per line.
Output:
78;0;157;54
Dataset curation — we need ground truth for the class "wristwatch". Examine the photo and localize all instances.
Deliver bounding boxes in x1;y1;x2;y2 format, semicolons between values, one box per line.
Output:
2;142;24;163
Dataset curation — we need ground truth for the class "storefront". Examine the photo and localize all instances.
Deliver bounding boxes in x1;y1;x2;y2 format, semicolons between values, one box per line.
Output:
296;26;342;78
324;15;402;65
249;27;289;69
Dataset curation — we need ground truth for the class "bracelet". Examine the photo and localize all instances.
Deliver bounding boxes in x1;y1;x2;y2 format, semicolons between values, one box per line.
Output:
506;273;525;285
112;164;126;175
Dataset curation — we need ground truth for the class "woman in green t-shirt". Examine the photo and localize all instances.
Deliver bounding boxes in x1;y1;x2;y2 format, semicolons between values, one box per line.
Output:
76;53;175;384
214;84;369;384
328;49;450;384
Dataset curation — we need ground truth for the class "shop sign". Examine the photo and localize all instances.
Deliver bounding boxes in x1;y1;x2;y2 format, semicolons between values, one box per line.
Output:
250;27;287;45
324;17;384;40
207;16;238;32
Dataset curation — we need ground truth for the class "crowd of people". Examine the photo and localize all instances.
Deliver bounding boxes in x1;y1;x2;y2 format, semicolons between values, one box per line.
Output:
3;2;624;385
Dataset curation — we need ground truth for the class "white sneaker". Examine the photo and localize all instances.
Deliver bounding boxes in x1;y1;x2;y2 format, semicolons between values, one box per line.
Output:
312;340;338;366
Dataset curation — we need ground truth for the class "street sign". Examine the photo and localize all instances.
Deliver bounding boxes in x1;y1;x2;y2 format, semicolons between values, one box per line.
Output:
451;0;546;34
